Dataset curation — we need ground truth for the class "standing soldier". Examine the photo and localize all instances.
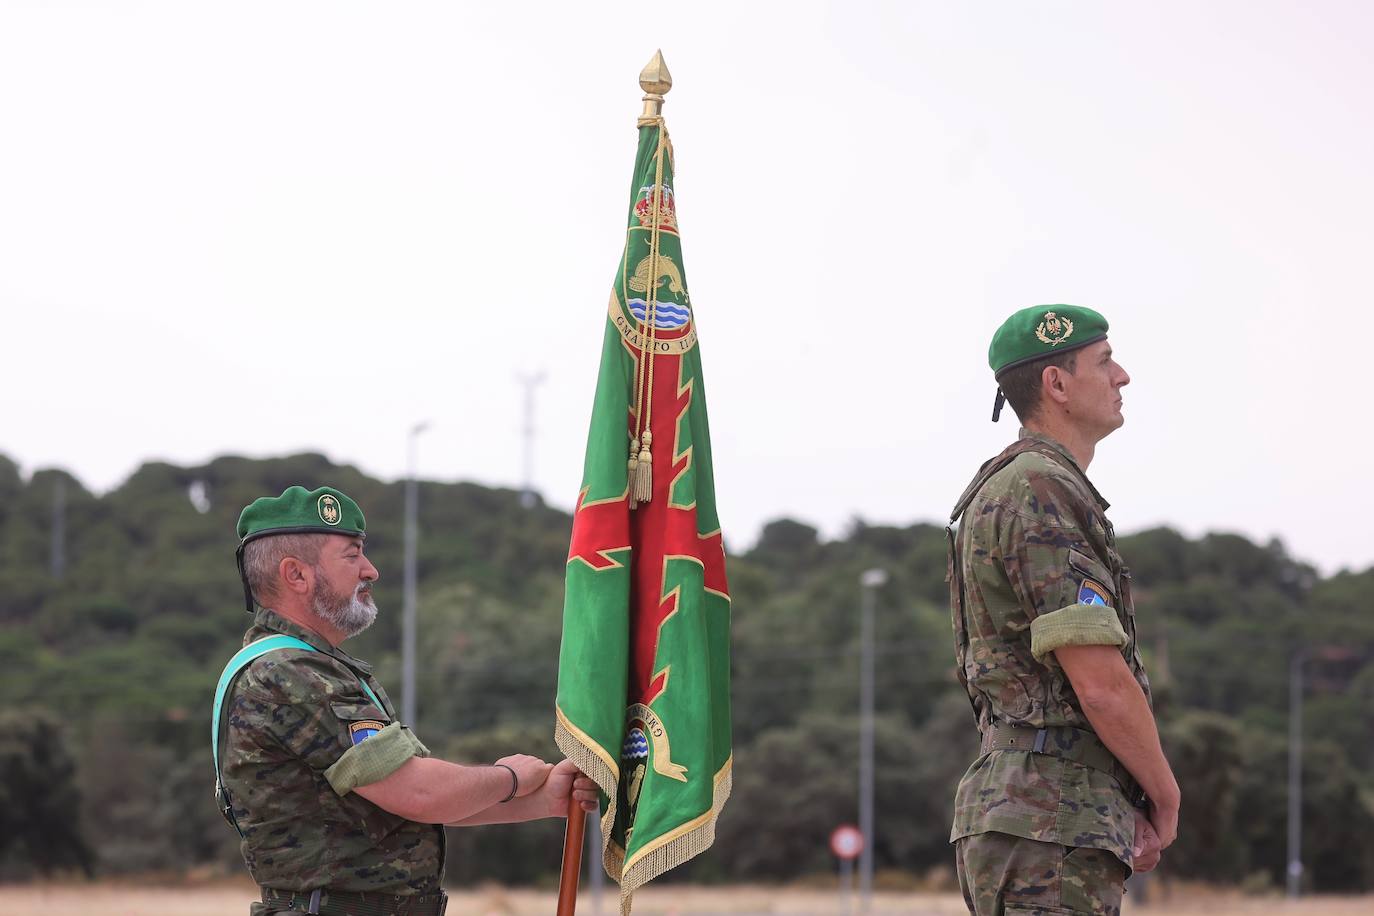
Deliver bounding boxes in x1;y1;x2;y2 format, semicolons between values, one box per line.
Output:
213;485;598;915
946;306;1180;915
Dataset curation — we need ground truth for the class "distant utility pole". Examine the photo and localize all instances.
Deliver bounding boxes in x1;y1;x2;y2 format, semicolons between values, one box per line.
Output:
402;421;430;727
50;476;66;580
857;567;887;913
516;371;546;509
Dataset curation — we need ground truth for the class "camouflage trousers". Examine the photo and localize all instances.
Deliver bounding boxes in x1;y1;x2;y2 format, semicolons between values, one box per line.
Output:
955;831;1129;915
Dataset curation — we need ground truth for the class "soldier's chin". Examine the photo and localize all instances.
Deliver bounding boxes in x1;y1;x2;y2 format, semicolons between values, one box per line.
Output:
346;599;378;635
318;597;378;637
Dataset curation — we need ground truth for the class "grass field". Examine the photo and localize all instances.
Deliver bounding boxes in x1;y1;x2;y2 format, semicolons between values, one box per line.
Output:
2;880;1371;916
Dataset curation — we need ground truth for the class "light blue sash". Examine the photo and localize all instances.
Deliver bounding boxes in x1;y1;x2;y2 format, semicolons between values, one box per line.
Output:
211;635;383;828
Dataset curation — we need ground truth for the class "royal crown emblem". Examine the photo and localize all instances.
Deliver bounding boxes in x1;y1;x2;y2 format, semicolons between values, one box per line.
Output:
634;183;678;233
318;494;342;525
1035;311;1074;346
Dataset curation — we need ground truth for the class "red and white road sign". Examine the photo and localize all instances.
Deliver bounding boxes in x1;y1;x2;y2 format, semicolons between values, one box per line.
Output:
830;824;864;860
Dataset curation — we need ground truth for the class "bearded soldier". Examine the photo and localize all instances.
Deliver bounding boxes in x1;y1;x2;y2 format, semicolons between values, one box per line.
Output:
946;307;1180;915
213;485;597;915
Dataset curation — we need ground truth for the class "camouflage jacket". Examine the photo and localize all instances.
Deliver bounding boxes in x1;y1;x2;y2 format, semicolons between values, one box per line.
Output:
219;609;444;894
946;429;1151;866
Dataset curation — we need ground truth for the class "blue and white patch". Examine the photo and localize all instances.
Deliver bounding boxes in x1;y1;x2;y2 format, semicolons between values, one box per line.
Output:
1078;579;1112;607
348;720;385;745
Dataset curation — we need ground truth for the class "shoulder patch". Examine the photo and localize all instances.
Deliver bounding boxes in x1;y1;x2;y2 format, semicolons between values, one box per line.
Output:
348;720;386;745
1078;579;1112;607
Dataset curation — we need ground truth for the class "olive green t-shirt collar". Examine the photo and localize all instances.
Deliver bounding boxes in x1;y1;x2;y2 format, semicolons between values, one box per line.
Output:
251;607;374;675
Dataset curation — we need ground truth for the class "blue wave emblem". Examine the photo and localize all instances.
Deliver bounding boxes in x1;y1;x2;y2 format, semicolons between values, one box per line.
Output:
622;727;650;760
629;298;690;330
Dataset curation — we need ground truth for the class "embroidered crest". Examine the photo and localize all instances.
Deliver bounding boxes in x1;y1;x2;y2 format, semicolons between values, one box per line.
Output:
627;253;688;302
619;725;651;844
348;720;385;745
318;493;342;526
1078;579;1112;607
634;183;679;233
1035;311;1075;346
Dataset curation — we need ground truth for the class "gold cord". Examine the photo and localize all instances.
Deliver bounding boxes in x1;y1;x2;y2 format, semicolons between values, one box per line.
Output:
630;119;670;508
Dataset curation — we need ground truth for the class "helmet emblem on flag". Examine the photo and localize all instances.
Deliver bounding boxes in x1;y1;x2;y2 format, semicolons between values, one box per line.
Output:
628;254;688;302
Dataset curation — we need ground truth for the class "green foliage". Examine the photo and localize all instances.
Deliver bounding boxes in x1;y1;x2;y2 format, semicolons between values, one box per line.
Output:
0;709;92;877
0;454;1370;890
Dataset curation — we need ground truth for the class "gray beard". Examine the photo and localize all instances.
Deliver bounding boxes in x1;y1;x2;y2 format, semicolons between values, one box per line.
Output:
313;580;378;638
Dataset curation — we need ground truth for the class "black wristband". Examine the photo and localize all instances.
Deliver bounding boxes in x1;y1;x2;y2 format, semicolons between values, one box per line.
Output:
495;763;518;803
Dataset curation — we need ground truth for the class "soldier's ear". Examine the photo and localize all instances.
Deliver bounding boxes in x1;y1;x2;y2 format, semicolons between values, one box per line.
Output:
1041;365;1072;407
279;556;314;596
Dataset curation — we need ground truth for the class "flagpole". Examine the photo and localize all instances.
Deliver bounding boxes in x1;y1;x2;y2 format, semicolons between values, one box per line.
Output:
556;796;588;916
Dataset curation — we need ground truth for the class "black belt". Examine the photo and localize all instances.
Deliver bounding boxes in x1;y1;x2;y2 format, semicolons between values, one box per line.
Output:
981;723;1147;807
261;886;447;916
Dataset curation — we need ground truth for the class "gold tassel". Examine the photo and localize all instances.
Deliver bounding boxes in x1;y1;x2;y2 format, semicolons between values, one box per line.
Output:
634;431;653;504
627;436;641;510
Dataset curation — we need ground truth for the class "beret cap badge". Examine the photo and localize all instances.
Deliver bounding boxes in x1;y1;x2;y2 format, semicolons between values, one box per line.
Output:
318;494;342;526
1034;311;1074;347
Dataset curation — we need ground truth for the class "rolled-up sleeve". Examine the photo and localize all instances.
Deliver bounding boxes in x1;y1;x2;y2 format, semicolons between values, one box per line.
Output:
324;723;431;795
1030;602;1128;660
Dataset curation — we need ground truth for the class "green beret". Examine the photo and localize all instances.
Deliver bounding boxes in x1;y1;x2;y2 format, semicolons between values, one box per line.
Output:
988;304;1109;378
235;486;365;610
237;485;366;545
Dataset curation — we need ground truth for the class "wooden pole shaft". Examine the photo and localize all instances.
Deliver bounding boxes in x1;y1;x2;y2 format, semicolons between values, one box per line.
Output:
555;795;588;916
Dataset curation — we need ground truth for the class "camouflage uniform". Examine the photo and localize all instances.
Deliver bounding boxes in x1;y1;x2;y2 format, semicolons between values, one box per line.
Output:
219;608;445;914
946;429;1150;915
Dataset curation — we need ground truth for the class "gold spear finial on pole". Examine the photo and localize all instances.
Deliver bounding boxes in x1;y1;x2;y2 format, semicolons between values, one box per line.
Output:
639;50;672;121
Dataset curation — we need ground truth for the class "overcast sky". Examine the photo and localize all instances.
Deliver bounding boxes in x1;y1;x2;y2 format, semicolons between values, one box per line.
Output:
3;1;1370;574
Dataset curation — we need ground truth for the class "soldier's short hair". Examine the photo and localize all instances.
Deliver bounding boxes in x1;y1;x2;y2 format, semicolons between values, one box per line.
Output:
999;350;1079;424
242;534;326;606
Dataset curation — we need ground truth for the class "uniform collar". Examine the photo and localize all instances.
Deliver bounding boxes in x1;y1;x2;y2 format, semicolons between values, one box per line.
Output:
1017;427;1082;470
252;607;374;674
1016;427;1111;511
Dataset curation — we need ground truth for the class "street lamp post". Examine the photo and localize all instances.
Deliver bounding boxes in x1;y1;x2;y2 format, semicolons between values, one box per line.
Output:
1287;645;1363;899
587;805;604;915
516;371;546;509
858;568;887;913
1286;648;1307;899
402;421;430;727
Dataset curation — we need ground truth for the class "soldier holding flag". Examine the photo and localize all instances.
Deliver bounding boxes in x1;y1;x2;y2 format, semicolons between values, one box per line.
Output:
213;486;599;915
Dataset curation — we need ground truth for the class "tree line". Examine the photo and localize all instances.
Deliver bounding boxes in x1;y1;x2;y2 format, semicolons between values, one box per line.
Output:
0;452;1370;891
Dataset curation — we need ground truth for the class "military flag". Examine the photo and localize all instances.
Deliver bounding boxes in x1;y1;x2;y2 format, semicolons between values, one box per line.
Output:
554;53;731;913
